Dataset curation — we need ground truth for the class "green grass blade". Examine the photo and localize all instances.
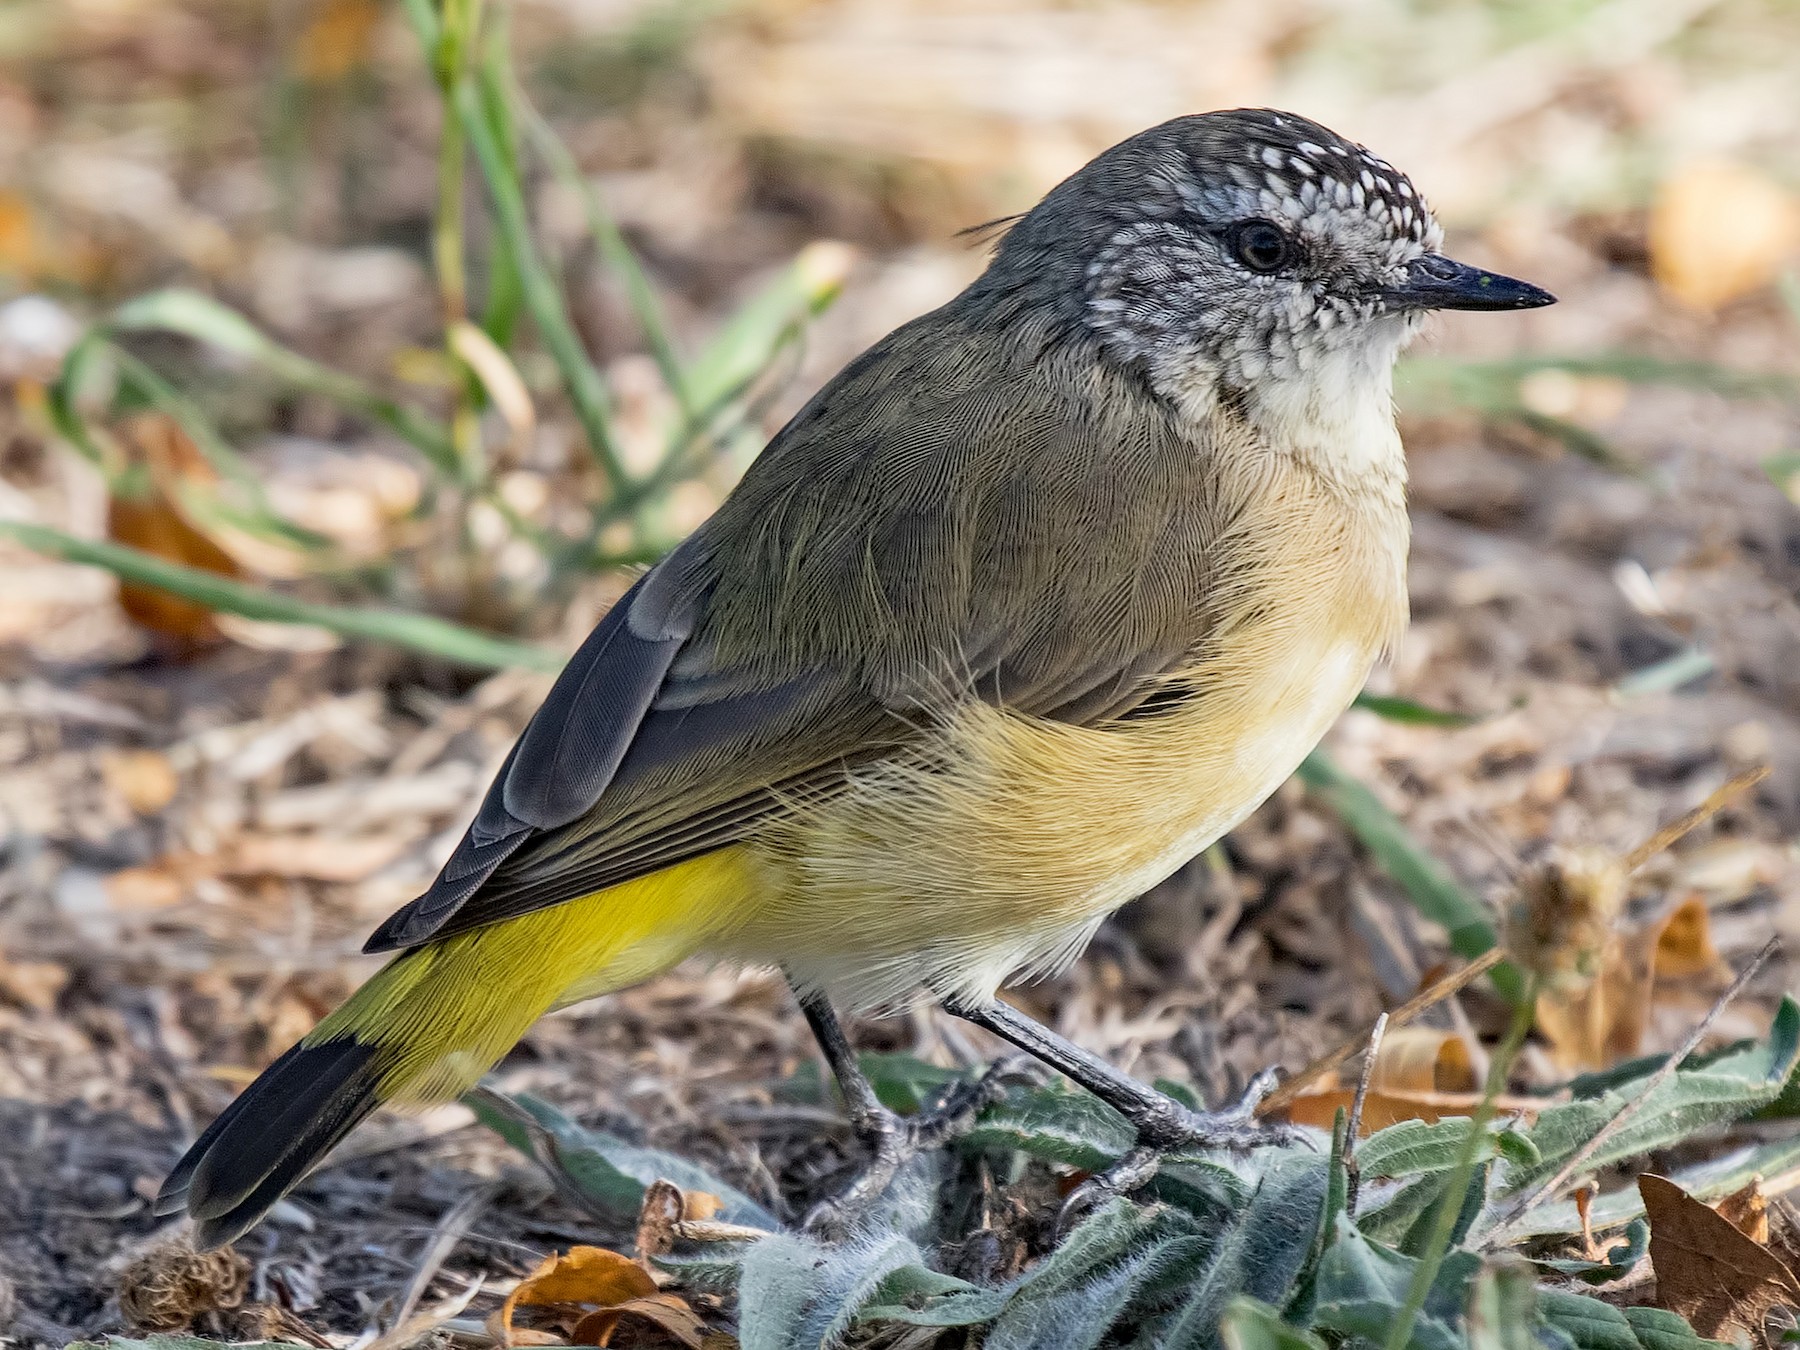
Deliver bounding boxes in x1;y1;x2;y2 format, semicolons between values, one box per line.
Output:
1352;693;1478;728
477;17;525;350
1297;751;1523;1000
1764;452;1800;503
455;78;632;496
507;73;691;412
1398;352;1800;410
44;328;118;467
1;521;560;673
682;243;849;419
1614;646;1714;697
109;288;462;481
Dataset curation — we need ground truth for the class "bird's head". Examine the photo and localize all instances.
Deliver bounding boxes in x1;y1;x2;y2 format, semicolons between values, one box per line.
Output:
985;109;1553;470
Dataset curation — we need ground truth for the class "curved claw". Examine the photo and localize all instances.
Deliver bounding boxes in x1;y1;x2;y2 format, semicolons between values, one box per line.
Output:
804;1055;1041;1236
1058;1145;1164;1236
1057;1072;1298;1234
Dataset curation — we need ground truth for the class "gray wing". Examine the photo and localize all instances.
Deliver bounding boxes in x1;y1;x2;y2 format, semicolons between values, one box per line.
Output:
366;307;1219;953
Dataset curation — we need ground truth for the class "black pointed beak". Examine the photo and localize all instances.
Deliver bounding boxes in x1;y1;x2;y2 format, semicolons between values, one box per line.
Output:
1388;254;1556;312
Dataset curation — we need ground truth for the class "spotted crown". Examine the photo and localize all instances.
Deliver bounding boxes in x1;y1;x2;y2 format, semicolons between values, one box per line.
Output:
1178;110;1443;268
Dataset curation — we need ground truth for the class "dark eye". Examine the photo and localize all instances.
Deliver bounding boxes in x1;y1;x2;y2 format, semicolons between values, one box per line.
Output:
1228;219;1295;273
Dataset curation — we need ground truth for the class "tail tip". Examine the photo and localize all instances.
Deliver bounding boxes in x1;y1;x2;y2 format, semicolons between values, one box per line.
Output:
159;1038;382;1249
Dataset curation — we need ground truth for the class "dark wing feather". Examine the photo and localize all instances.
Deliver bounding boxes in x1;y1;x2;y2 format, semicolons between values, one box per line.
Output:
365;566;696;951
368;302;1222;952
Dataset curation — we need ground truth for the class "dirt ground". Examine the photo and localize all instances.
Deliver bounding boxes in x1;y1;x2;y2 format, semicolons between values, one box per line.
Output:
1;0;1798;1344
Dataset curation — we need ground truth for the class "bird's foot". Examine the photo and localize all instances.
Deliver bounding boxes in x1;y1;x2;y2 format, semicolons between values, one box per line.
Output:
804;1056;1040;1236
1059;1069;1297;1233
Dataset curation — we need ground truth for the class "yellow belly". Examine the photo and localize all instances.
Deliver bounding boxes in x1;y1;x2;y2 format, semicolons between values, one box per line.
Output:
726;613;1387;1011
543;470;1410;1015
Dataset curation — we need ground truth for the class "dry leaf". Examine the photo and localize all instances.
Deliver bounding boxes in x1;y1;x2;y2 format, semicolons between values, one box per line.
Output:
295;0;381;81
497;1246;658;1348
570;1294;707;1348
636;1181;685;1265
106;413;241;648
1535;890;1726;1071
1654;895;1727;981
103;860;198;911
101;749;180;815
223;831;416;883
1285;1026;1478;1132
0;191;39;276
0;951;69;1012
1650;161;1800;310
1641;1173;1800;1339
1534;923;1654;1072
1716;1177;1772;1246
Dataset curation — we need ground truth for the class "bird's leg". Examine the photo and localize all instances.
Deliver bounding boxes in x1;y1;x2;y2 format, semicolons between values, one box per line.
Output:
944;996;1292;1223
793;985;1033;1234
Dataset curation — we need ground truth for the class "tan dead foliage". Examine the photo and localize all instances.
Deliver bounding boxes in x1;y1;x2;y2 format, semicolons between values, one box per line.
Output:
1284;1025;1481;1132
0;948;69;1012
1535;893;1728;1072
118;1237;250;1332
1649;161;1800;310
100;747;179;815
1640;1173;1800;1340
491;1244;709;1348
635;1179;725;1264
294;0;381;82
105;413;241;648
1715;1177;1772;1246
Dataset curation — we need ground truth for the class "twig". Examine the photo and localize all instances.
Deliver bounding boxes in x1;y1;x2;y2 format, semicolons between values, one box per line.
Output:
1623;766;1770;872
672;1219;775;1244
366;1274;487;1350
1258;948;1505;1117
1344;1012;1389;1216
384;1183;501;1338
1479;936;1779;1244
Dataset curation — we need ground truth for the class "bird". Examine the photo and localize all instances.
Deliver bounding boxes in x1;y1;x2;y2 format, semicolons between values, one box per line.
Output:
157;107;1553;1248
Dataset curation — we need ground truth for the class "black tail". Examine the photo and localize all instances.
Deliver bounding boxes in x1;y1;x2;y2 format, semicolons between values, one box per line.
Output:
157;1038;382;1249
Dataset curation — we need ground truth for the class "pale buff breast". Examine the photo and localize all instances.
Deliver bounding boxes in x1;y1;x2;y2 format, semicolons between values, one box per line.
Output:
731;476;1410;1013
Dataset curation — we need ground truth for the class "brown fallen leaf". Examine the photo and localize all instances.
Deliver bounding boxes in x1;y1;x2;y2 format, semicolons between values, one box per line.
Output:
571;1294;707;1348
1284;1026;1478;1132
295;0;381;81
1641;1173;1800;1339
1654;894;1728;981
1535;889;1728;1071
0;950;69;1013
1650;161;1800;310
222;830;417;883
494;1246;658;1347
100;748;180;815
106;412;242;650
104;857;204;911
1716;1176;1772;1246
1533;918;1654;1073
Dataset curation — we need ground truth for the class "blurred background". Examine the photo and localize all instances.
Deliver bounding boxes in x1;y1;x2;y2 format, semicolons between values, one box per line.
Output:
0;0;1797;1342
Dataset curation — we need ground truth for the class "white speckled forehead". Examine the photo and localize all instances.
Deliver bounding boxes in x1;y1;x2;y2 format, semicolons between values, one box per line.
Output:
1177;122;1443;269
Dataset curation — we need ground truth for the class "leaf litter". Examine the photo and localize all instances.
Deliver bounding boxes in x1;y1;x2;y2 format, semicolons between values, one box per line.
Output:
3;0;1800;1346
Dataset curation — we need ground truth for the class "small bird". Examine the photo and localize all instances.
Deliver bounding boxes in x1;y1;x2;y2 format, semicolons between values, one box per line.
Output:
159;108;1552;1247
